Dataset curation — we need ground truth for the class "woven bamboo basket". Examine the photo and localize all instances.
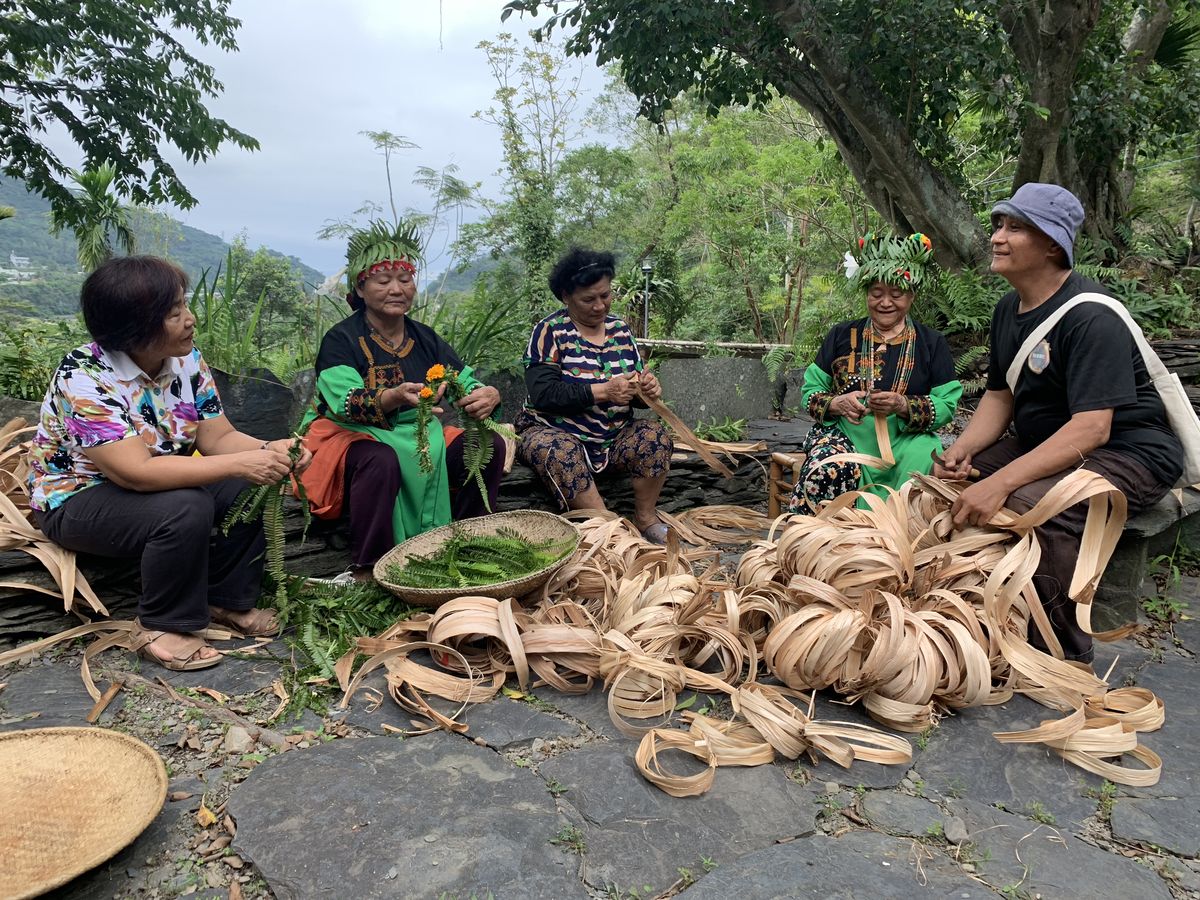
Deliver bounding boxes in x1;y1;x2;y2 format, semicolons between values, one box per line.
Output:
373;510;580;607
0;727;168;899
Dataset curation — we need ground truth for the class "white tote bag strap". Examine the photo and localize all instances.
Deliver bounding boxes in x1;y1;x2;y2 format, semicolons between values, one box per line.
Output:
1004;292;1166;392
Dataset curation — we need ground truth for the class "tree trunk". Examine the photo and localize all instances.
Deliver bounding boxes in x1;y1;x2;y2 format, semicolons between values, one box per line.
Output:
763;1;990;271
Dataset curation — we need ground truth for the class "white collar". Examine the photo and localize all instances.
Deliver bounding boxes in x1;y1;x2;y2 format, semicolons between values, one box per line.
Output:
106;348;188;384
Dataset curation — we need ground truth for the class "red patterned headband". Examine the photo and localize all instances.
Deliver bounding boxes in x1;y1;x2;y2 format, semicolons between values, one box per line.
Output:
356;258;416;284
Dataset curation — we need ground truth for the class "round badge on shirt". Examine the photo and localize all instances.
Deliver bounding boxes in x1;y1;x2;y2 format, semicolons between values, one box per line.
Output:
1027;339;1051;374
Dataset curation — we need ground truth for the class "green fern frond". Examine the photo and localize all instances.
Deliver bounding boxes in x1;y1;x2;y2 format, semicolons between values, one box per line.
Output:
762;345;797;382
954;344;989;376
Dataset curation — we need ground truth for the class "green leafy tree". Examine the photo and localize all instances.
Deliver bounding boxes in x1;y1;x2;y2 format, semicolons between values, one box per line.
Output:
49;164;135;271
0;1;257;225
467;33;584;320
503;0;1200;267
226;237;309;353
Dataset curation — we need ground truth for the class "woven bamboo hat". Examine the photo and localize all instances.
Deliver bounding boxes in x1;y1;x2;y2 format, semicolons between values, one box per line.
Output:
0;727;168;899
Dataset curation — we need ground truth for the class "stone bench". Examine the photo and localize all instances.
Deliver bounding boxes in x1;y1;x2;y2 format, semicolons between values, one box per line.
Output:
1093;487;1200;630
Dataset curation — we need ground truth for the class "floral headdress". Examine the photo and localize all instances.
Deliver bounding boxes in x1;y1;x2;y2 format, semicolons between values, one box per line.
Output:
345;219;422;291
843;232;935;292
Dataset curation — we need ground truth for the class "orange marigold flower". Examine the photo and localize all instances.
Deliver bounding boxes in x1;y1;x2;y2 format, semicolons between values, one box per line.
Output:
419;386;434;399
426;364;446;381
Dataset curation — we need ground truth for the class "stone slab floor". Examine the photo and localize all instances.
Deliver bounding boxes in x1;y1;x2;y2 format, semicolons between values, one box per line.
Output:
2;586;1198;900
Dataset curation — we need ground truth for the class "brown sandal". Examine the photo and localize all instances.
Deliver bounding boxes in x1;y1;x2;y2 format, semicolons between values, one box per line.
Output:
129;620;221;672
208;607;280;638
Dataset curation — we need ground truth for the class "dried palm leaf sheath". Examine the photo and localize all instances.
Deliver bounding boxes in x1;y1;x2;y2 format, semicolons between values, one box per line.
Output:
340;473;1163;795
0;419;106;616
0;419;1163;795
636;390;733;478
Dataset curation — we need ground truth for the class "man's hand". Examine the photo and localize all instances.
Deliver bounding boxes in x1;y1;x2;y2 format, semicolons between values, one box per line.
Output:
932;441;975;480
950;475;1011;528
458;385;501;420
829;390;867;424
866;391;906;416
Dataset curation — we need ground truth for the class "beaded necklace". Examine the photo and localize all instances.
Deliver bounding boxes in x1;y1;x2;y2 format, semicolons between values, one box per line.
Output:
856;316;916;394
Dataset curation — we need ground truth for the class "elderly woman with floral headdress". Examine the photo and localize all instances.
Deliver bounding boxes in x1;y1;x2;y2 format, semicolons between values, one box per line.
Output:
788;233;963;513
298;221;505;576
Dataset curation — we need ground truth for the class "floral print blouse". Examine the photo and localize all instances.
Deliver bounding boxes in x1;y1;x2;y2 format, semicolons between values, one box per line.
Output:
28;343;224;511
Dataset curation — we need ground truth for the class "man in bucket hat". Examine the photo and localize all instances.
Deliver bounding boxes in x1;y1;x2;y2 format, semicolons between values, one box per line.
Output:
934;183;1181;662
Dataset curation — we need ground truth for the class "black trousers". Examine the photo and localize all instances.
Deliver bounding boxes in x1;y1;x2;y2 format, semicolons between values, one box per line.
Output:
35;478;264;632
972;438;1171;662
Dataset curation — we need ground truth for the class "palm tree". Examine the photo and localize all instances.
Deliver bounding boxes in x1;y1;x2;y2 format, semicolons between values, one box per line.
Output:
49;163;136;271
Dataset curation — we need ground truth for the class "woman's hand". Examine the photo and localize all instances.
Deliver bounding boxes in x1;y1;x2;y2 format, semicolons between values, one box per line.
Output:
386;381;445;412
458;385;501;420
596;373;639;405
829;390;867;424
867;391;907;416
264;438;313;475
637;371;663;401
230;448;293;485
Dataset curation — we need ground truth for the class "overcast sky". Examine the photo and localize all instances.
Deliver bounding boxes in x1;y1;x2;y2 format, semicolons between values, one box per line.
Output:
154;0;610;277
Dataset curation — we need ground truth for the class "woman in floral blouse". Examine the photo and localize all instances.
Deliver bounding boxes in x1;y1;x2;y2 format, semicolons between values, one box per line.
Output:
28;256;311;671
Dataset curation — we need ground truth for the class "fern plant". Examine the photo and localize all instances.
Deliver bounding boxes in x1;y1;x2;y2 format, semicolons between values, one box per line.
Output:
288;580;411;679
414;364;516;510
384;526;574;589
762;345;797;382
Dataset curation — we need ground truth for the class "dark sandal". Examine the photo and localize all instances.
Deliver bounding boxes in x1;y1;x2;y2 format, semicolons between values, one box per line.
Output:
129;620;221;672
208;607;280;638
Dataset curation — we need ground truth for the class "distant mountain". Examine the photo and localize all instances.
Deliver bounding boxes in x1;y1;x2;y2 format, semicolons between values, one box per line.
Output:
428;254;508;294
0;176;325;317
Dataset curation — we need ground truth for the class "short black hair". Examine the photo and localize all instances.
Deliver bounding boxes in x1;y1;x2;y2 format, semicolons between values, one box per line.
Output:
548;247;617;300
80;256;189;352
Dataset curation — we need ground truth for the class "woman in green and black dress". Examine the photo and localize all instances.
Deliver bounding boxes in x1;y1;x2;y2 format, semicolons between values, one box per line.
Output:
789;233;962;513
299;222;505;573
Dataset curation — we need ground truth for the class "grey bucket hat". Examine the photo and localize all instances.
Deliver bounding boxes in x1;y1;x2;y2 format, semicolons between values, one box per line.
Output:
991;182;1085;267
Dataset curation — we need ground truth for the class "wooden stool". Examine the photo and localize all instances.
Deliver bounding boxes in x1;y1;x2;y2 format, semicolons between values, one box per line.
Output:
767;451;806;518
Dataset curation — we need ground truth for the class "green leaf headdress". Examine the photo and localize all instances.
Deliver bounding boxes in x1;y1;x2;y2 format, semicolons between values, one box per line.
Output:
844;232;935;292
346;219;423;294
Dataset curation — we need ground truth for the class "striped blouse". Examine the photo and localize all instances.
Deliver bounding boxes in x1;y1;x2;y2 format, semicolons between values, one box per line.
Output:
522;309;644;468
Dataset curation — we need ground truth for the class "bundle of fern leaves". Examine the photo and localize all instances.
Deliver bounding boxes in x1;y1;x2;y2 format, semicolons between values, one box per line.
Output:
385;526;574;589
414;365;515;511
221;431;310;619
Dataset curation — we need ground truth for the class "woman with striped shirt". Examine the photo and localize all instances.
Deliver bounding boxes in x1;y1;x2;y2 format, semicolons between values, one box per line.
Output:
514;248;674;543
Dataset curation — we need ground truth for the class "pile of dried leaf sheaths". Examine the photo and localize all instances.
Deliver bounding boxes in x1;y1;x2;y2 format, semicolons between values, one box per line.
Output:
335;469;1164;796
1;409;1166;795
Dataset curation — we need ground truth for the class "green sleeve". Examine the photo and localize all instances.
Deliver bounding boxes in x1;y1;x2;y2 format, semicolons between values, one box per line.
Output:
902;380;963;433
801;363;837;423
316;364;392;428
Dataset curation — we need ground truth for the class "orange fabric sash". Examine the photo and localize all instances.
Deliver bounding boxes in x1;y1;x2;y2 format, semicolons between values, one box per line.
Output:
297;419;466;520
296;418;375;519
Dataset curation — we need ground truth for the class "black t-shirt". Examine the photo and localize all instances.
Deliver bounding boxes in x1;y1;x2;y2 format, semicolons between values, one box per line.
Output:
986;272;1182;483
